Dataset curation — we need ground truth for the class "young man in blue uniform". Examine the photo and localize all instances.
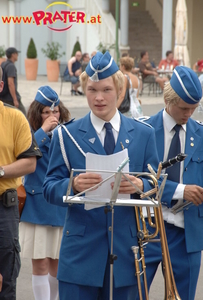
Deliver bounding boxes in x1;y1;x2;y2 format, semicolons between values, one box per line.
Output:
139;66;203;300
43;51;161;300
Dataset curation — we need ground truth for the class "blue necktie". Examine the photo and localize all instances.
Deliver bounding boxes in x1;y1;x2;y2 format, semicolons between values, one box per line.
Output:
167;124;181;182
104;123;115;155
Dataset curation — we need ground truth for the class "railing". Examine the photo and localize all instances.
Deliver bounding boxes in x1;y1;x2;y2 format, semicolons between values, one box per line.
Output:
85;0;118;59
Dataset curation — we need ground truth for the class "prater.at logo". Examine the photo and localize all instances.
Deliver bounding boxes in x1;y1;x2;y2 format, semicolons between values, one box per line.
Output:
32;1;101;32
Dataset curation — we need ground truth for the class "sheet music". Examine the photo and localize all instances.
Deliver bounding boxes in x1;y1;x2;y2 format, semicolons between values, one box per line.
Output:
85;149;130;210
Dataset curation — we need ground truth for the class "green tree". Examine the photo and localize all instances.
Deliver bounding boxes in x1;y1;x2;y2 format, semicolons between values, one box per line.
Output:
0;46;6;58
71;40;82;57
26;38;37;59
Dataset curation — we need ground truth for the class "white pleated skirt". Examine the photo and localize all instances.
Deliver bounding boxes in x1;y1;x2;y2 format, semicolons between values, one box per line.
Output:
19;222;63;259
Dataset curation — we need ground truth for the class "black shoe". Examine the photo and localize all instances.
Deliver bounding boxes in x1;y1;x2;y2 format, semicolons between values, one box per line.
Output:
71;89;78;96
77;90;84;96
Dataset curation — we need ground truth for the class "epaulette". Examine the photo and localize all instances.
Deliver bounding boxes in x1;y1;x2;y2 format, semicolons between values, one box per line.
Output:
137;116;150;122
62;118;75;126
195;120;203;126
133;116;153;128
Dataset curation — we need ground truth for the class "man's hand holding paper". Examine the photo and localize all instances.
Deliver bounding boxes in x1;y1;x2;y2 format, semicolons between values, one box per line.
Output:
111;174;143;194
72;172;102;194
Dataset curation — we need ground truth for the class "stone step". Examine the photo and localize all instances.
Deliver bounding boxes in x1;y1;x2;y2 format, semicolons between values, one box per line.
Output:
111;8;162;66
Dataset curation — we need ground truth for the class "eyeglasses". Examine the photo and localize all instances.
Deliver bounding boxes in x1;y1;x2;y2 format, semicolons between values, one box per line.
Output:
41;110;59;115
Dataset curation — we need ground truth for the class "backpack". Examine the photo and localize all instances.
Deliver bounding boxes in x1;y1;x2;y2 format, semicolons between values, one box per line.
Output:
0;61;11;96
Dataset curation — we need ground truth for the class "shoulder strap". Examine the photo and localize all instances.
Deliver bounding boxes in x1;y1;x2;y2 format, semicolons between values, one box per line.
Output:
125;74;132;90
58;126;71;172
1;60;11;70
58;125;86;171
1;61;12;80
3;103;15;108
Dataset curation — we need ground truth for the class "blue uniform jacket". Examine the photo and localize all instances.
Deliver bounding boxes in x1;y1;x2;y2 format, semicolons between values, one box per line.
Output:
20;128;66;226
144;110;203;253
43;112;160;288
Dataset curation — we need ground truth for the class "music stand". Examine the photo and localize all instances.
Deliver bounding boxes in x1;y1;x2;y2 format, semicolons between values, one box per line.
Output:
63;159;167;300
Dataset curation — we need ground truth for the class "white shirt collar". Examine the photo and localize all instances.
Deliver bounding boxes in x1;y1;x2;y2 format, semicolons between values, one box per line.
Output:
163;109;186;132
90;109;120;134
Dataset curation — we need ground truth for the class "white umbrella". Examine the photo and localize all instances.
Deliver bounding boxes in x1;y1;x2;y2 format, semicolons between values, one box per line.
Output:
174;0;190;67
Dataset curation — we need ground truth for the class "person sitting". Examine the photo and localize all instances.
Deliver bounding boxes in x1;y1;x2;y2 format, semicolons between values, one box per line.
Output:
117;56;142;118
64;51;83;95
138;50;168;91
81;53;90;72
193;59;203;72
158;50;179;71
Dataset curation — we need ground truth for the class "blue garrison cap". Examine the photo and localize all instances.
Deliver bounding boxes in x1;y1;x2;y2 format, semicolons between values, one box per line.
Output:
170;66;202;104
85;51;119;82
35;86;60;110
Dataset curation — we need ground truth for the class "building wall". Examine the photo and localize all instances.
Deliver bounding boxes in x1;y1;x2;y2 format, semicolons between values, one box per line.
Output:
0;0;11;47
146;0;162;33
189;0;203;66
0;0;100;75
0;0;202;74
67;0;100;60
110;0;146;13
20;0;67;76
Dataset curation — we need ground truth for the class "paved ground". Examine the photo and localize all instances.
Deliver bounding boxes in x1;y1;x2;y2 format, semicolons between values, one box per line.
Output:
16;75;203;299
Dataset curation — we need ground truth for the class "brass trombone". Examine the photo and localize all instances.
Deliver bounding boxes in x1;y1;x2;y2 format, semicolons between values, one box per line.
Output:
131;154;186;300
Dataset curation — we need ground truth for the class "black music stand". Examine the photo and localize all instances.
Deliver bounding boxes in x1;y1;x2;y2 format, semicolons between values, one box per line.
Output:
63;159;167;300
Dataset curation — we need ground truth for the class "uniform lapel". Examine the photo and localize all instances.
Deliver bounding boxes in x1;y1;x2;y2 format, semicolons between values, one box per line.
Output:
115;116;134;153
150;110;165;161
155;127;165;162
79;114;106;155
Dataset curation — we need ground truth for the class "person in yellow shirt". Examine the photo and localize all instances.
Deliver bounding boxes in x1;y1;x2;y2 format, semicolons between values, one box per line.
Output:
0;66;42;299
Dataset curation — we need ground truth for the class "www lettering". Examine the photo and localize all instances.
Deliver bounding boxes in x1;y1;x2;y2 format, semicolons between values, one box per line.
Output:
2;16;33;24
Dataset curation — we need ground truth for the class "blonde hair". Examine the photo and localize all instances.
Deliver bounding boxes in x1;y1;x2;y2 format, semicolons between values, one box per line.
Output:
164;81;180;105
119;56;134;71
80;70;125;95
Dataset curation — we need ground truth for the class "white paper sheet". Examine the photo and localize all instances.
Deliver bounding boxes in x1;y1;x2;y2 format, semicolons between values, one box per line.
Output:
85;149;130;210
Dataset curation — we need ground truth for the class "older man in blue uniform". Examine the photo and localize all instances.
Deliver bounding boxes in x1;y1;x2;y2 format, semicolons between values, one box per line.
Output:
139;66;203;300
43;51;161;300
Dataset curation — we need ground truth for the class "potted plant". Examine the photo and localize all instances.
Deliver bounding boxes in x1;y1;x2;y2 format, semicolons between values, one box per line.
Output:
25;38;38;80
41;42;65;82
0;46;6;65
96;42;115;54
71;39;82;57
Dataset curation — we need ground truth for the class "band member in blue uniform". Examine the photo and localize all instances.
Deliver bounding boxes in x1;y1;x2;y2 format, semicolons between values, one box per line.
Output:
139;66;203;300
43;51;160;300
19;86;70;300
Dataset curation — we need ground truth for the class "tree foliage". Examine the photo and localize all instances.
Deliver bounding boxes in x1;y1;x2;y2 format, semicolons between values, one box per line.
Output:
71;40;82;57
26;38;37;59
0;46;6;58
41;42;65;60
